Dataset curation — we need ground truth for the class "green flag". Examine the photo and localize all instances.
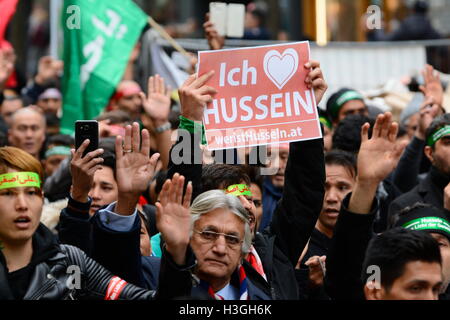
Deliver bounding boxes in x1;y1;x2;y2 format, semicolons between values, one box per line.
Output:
61;0;148;135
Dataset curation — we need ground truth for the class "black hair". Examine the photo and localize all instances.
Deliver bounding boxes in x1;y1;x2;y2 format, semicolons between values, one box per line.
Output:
425;113;450;150
414;0;429;14
95;110;131;125
202;164;251;191
326;87;364;121
45;113;60;127
324;150;357;178
389;202;434;229
397;124;408;138
242;165;264;193
361;227;441;291
98;137;117;178
332;114;374;153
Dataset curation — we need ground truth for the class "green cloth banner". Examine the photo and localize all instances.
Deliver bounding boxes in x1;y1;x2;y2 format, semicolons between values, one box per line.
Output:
60;0;148;135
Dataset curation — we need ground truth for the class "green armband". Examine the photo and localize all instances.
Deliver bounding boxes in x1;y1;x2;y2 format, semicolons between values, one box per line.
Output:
178;116;206;145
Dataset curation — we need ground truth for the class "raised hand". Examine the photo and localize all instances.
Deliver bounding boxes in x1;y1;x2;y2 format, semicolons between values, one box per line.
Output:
349;112;407;214
115;122;160;215
420;64;444;107
70;140;104;202
141;74;172;127
178;71;217;121
305;256;327;288
416;96;444;140
155;173;193;265
0;49;14;90
304;60;327;105
203;13;225;51
35;56;63;86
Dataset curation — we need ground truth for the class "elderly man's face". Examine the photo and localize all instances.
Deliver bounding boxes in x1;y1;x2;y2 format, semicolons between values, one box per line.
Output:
8;112;46;158
190;208;245;291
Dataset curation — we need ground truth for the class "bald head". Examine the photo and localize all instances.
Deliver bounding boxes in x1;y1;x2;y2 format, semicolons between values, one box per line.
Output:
8;107;46;158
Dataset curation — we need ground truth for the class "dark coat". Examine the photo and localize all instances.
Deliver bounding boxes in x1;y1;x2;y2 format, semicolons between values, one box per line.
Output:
324;194;378;300
58;197;160;289
0;224;193;300
388;166;450;225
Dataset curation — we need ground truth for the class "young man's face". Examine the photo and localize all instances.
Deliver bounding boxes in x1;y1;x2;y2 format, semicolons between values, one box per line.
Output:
366;261;443;300
0;170;43;245
190;208;245;291
431;233;450;286
317;164;355;236
43;154;69;177
88;166;118;215
336;100;368;124
249;183;263;230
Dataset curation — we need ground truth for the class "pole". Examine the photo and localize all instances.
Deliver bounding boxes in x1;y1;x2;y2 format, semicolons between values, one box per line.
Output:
147;16;191;60
50;0;60;59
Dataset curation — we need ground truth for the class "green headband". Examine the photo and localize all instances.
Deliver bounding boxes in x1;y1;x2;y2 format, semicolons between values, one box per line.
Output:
224;184;252;197
331;91;364;119
45;146;72;159
427;125;450;147
403;217;450;236
319;116;332;130
0;172;41;190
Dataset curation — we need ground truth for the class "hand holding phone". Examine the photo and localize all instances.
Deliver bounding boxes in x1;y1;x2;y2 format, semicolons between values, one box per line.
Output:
75;120;99;157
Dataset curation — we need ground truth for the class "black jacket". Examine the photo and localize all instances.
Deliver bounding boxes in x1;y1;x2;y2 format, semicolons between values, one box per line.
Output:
0;224;194;300
388;166;450;225
324;194;378;300
168;130;325;299
58;196;160;289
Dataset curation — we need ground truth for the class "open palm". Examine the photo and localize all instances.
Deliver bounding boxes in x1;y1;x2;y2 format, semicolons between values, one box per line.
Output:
115;122;159;195
156;173;193;249
141;74;171;123
357;112;406;183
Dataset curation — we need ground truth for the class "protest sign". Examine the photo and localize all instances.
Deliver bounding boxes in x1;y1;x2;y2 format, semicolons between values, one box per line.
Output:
198;41;322;150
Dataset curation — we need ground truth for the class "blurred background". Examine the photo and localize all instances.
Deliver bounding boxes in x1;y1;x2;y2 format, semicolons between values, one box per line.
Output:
4;0;450;114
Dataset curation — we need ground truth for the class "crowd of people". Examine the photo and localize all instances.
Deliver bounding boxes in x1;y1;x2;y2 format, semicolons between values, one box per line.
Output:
0;10;450;302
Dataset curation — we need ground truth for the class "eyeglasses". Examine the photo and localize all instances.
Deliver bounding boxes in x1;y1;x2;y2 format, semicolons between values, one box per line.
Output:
194;229;243;247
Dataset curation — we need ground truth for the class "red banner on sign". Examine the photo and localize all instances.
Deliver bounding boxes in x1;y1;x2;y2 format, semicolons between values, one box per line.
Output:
198;41;322;150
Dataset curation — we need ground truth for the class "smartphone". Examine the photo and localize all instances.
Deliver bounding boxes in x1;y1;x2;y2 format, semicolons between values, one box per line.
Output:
75;120;99;157
209;2;227;37
226;3;245;38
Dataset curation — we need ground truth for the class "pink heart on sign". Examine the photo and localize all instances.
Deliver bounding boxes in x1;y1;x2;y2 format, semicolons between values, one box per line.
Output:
263;48;299;90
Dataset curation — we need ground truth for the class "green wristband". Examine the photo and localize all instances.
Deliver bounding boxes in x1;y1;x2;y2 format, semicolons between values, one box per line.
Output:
224;184;252;197
0;172;41;190
178;115;206;145
427;125;450;146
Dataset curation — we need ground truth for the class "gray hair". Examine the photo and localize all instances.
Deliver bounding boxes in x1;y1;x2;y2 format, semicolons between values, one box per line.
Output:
190;190;252;254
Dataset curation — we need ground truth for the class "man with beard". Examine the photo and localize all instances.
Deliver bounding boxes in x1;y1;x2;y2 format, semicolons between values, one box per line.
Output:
389;114;450;220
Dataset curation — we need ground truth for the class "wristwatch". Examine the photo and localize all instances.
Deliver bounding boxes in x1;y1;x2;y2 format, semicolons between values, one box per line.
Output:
154;121;172;133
